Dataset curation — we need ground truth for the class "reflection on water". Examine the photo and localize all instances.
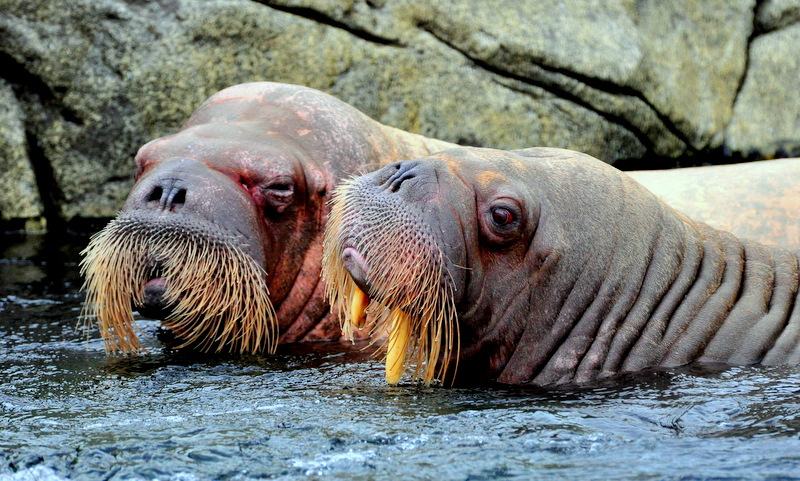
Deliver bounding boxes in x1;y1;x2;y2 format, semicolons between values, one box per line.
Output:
2;233;800;480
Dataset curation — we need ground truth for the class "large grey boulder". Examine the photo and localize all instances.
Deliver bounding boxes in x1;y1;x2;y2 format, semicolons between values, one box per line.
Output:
0;0;797;230
726;22;800;159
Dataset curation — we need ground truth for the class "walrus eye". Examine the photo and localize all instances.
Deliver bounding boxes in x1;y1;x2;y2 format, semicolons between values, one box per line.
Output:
261;179;295;213
482;201;523;246
491;207;514;226
267;182;293;192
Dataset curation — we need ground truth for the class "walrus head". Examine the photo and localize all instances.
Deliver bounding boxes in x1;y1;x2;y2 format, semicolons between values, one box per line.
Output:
81;154;276;353
81;82;455;355
323;147;554;384
324;147;688;385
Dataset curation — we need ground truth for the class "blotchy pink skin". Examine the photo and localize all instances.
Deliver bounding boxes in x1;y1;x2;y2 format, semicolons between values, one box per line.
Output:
125;82;455;350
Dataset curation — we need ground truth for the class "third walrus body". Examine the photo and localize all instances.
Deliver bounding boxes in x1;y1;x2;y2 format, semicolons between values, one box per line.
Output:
630;159;800;248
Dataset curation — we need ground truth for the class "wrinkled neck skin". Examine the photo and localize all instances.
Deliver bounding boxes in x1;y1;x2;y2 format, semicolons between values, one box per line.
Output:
454;152;800;386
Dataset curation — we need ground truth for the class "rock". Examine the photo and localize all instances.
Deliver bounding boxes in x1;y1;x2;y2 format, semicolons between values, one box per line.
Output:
0;79;42;224
265;0;754;152
0;0;798;230
625;0;754;150
725;23;800;159
757;0;800;32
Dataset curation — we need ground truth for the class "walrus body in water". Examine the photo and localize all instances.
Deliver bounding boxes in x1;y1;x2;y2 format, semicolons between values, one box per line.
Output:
81;82;453;354
323;147;800;386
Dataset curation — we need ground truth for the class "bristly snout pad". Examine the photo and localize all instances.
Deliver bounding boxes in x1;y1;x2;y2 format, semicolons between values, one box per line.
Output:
80;214;276;354
322;177;459;385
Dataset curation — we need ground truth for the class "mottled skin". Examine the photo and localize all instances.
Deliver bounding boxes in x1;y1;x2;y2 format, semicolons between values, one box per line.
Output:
335;147;800;386
122;82;453;347
629;159;800;248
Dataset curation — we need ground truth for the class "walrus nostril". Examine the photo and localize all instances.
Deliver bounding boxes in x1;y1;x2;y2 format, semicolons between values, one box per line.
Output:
169;188;186;207
147;186;163;203
146;182;187;211
385;161;419;193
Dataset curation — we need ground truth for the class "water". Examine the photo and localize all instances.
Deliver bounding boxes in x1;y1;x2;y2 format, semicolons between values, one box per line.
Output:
2;233;800;480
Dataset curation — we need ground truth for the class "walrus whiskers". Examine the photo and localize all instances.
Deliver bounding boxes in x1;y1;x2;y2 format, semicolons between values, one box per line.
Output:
322;180;459;385
80;214;276;355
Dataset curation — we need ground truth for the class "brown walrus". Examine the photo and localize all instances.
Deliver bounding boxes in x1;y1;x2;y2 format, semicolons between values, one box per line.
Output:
80;82;453;355
323;147;800;386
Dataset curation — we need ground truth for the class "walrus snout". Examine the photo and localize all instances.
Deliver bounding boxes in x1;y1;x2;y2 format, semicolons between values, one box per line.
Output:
83;156;274;354
382;160;422;193
341;247;371;293
123;158;268;269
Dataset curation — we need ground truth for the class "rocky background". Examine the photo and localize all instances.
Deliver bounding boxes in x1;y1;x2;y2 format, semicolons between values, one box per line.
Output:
1;0;799;232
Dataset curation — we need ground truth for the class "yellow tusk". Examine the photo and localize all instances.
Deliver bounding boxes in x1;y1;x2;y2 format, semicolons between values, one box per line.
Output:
385;309;411;385
350;285;369;329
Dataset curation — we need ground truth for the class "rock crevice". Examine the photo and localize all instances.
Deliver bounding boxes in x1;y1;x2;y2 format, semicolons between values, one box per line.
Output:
258;1;402;46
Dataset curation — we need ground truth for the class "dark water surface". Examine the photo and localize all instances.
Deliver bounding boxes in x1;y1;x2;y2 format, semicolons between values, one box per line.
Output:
2;233;800;480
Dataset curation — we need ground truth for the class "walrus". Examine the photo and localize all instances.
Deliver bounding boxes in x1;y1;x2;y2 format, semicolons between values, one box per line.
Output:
322;147;800;386
629;158;800;248
80;82;453;355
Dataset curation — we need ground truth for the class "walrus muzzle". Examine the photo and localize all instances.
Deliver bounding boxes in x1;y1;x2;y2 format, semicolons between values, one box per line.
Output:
81;212;275;354
80;158;276;355
322;164;461;385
